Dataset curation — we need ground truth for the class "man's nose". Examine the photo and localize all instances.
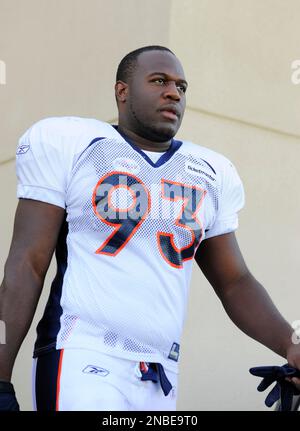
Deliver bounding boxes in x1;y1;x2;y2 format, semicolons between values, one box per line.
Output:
162;82;181;101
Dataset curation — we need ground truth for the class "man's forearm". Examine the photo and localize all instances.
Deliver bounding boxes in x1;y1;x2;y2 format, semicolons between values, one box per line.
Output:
0;262;44;381
218;272;294;359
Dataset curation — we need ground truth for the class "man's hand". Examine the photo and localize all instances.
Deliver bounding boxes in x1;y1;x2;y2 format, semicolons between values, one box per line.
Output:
249;363;300;410
0;381;20;411
286;343;300;391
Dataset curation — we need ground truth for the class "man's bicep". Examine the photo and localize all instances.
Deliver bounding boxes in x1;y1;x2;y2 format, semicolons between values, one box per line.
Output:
7;198;65;279
194;232;250;296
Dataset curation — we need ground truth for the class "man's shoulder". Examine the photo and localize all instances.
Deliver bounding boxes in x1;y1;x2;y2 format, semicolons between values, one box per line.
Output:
18;116;118;157
26;116;114;138
180;139;233;172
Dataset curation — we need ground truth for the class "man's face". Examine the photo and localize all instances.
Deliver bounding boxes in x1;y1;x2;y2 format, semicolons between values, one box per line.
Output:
120;50;187;142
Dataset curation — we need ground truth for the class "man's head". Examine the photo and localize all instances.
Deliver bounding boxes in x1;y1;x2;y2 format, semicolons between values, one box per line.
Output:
115;46;187;143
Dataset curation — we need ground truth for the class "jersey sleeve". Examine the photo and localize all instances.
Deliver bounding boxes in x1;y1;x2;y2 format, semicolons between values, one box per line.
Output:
16;119;72;209
205;159;245;239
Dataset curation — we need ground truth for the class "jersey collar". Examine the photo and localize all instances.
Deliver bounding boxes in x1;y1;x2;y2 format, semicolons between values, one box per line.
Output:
113;125;182;168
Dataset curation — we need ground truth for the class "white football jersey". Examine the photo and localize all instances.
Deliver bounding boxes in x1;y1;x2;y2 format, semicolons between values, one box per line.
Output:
16;117;245;373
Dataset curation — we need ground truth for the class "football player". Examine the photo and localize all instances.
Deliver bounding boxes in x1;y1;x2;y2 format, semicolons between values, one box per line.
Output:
0;46;300;410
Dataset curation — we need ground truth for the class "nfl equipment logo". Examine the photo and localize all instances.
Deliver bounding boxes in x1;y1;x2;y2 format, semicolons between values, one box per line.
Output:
82;365;109;377
168;343;180;362
16;144;30;155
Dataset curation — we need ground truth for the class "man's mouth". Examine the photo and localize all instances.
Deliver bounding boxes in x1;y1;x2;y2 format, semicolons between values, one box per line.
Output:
160;110;178;121
159;105;180;121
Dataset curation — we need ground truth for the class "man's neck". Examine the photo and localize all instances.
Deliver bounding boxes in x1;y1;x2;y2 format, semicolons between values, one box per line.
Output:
117;125;171;153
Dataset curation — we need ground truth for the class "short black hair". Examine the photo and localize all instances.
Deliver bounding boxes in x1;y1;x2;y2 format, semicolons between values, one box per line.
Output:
116;45;175;83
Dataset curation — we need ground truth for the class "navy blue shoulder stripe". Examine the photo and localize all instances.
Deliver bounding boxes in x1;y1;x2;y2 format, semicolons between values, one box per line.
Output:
200;158;216;175
74;137;106;166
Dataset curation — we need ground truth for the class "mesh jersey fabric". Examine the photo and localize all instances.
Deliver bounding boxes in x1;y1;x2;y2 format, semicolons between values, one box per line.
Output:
142;149;165;163
16;116;245;373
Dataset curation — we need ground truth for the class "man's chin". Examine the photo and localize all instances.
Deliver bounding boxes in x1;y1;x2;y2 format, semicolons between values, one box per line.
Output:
148;124;178;142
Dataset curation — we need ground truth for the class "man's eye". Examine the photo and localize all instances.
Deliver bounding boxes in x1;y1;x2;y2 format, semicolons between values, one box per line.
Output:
177;84;187;93
153;78;165;85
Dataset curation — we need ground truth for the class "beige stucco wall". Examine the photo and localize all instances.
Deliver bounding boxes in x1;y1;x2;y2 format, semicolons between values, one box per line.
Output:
177;109;300;410
171;0;300;409
1;0;299;410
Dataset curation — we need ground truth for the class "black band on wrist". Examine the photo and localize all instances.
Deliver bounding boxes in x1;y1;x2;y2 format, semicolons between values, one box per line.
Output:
0;381;15;394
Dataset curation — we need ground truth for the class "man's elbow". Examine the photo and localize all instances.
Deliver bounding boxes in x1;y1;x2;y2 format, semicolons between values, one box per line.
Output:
2;253;47;292
214;269;255;302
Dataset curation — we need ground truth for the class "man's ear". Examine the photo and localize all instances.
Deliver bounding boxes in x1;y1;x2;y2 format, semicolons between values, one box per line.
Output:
115;81;128;103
